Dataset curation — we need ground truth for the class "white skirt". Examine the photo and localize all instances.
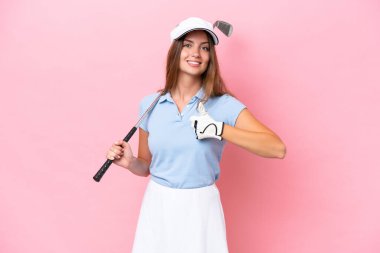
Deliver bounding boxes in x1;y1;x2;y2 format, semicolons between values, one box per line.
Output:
132;179;229;253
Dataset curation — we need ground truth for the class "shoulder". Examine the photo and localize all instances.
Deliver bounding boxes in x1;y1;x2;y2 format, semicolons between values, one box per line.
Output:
140;91;161;104
209;93;247;126
139;92;161;109
213;93;245;108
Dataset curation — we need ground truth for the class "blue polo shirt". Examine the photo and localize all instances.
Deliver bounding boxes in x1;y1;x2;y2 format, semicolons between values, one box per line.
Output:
139;87;246;189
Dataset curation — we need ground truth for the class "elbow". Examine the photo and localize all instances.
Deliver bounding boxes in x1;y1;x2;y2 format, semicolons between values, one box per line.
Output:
136;171;150;177
276;143;287;159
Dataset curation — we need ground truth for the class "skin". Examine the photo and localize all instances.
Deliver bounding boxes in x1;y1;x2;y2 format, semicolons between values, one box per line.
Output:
107;30;286;177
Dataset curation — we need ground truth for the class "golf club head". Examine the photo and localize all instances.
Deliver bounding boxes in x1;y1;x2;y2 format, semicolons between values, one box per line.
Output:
213;20;233;37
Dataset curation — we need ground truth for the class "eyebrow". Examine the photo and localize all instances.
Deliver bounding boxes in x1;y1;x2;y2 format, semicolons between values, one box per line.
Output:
184;39;210;45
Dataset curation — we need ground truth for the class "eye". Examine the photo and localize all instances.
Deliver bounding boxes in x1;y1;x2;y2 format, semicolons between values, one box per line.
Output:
183;43;192;48
201;46;210;51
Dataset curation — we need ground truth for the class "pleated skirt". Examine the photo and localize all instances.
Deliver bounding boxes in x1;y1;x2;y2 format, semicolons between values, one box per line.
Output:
132;179;229;253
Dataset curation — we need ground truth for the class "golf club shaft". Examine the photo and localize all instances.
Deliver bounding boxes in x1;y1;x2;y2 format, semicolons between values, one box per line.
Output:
93;93;162;182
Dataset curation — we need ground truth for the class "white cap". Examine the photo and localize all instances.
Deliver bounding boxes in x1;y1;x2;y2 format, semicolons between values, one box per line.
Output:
170;17;219;45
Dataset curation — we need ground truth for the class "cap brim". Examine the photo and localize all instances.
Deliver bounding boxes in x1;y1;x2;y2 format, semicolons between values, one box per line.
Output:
175;28;219;45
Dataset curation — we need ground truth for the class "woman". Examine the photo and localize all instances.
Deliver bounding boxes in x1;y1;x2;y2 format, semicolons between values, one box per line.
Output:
107;17;286;253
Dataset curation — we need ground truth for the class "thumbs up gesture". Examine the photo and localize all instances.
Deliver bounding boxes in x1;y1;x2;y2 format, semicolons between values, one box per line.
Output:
190;101;224;140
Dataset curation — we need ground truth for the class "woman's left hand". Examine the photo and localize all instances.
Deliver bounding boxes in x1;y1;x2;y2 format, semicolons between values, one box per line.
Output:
189;102;224;140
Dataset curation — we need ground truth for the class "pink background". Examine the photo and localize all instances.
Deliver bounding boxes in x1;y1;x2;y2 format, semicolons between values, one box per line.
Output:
1;0;379;252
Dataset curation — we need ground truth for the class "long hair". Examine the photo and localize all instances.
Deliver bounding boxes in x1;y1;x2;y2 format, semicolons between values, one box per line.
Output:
161;32;231;99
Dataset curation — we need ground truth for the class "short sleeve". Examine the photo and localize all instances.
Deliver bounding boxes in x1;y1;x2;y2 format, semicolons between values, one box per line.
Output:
138;93;159;132
220;94;246;126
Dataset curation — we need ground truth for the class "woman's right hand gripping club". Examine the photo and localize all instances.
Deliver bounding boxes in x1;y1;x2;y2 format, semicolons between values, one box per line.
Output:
106;140;134;169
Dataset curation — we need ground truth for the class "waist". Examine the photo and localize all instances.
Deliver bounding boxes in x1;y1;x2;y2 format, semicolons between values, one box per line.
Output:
149;177;217;192
149;166;219;189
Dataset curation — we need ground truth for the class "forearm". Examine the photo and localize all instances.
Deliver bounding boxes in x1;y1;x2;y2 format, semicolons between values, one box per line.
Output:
125;157;150;177
222;124;286;158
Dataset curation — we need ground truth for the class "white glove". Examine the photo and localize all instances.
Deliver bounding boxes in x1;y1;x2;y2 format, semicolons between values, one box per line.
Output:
190;101;224;140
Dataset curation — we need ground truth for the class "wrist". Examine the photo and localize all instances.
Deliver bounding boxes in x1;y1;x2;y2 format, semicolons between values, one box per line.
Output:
123;155;136;169
218;122;225;139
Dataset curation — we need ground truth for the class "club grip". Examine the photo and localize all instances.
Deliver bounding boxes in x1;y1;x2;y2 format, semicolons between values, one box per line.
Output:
123;126;137;142
93;159;113;182
93;127;138;182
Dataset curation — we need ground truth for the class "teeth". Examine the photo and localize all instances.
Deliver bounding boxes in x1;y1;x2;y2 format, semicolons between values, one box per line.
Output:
188;61;200;65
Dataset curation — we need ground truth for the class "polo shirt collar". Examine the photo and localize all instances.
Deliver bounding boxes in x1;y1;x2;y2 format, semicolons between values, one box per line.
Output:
194;87;206;100
158;91;173;103
158;86;206;103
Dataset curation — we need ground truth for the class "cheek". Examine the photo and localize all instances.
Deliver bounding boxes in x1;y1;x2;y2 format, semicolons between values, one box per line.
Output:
180;51;185;60
180;48;190;58
202;54;210;66
202;50;210;59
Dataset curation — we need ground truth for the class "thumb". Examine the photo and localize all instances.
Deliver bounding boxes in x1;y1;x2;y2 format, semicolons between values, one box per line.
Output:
121;140;131;149
189;116;197;126
121;141;134;158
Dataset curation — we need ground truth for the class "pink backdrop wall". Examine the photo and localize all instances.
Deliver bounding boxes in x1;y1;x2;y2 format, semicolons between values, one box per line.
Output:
1;0;379;252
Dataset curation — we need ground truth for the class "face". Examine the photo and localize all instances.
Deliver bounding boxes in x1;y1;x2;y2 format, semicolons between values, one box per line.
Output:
178;30;211;78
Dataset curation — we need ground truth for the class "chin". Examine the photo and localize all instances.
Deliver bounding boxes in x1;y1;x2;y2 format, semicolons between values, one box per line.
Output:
180;67;207;77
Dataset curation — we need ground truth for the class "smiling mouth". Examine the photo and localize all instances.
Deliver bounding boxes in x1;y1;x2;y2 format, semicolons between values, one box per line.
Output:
187;60;201;67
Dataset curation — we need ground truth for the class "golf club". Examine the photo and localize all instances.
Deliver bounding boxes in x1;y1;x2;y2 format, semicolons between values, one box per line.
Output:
93;20;233;182
93;92;162;182
213;20;233;37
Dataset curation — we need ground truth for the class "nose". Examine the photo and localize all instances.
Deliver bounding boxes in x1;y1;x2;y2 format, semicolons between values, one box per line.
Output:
191;52;200;58
191;47;200;58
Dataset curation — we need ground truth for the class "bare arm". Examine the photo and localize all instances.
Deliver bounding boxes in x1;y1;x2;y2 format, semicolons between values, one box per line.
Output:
107;128;151;177
125;128;151;177
221;108;286;158
133;128;151;176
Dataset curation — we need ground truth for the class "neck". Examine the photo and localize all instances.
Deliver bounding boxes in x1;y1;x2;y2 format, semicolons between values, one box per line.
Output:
171;74;202;101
